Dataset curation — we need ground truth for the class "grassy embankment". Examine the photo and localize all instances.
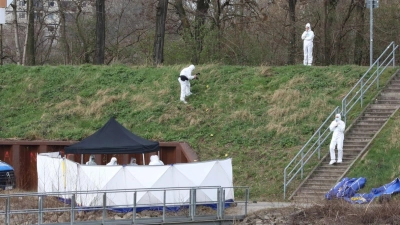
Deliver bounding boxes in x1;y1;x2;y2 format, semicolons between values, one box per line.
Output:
0;64;398;201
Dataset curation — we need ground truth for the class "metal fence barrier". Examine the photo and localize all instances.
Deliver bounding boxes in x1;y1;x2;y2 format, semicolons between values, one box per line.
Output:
0;186;249;225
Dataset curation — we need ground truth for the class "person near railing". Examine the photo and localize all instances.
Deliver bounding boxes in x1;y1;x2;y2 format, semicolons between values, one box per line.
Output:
329;114;346;165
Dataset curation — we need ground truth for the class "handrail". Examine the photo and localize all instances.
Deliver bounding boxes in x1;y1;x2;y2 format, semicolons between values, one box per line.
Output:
0;186;249;225
283;42;399;199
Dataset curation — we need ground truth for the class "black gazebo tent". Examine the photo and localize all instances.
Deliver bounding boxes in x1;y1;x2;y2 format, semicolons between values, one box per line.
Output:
65;118;159;154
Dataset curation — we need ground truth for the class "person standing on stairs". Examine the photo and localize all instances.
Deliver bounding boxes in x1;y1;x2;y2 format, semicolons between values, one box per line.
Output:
329;114;346;165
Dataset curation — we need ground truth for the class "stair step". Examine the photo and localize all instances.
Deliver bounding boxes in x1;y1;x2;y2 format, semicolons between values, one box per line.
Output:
369;104;398;110
352;124;382;129
343;148;363;152
319;165;349;170
376;99;400;104
344;140;369;144
297;190;328;195
302;183;334;188
350;127;380;132
344;153;361;158
388;86;400;90
343;144;366;147
365;109;396;113
379;93;400;99
344;149;363;153
313;172;344;177
363;112;393;117
311;175;343;180
321;160;353;165
347;131;375;136
359;116;389;121
345;137;371;142
356;121;385;125
385;86;400;90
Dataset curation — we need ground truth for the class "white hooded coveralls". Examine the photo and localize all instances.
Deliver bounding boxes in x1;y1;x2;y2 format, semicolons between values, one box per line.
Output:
106;157;118;166
86;155;97;165
329;114;345;162
301;23;314;66
178;65;196;103
149;155;164;165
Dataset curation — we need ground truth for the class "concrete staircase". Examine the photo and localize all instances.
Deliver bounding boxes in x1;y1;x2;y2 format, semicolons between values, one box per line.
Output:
291;71;400;202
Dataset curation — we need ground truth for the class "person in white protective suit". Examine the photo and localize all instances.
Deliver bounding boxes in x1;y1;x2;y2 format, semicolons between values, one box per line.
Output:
178;65;198;104
149;155;164;165
86;155;97;165
301;23;314;66
329;114;346;165
106;157;118;166
129;157;138;166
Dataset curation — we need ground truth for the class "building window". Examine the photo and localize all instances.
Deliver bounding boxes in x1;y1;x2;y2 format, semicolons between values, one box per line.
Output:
18;13;26;19
18;1;26;6
49;1;54;7
82;1;86;7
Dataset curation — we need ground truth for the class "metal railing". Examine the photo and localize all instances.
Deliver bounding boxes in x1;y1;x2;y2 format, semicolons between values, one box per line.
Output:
0;186;249;225
283;42;399;199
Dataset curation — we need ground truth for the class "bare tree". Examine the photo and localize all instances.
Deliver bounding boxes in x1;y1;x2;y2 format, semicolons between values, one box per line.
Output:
287;0;296;65
95;0;105;64
193;0;209;64
24;0;35;65
56;0;71;64
353;0;365;65
153;0;168;65
10;0;22;64
74;1;93;64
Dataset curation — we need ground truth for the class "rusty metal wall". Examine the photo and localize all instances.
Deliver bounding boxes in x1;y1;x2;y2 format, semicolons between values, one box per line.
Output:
0;140;198;191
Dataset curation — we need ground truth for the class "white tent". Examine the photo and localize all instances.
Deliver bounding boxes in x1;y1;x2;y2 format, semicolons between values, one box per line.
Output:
37;153;234;208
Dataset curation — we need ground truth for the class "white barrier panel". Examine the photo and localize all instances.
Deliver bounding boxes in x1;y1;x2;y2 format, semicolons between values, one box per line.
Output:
37;154;234;207
0;8;5;24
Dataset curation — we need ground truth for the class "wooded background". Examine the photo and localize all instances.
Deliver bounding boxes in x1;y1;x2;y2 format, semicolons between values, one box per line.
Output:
1;0;399;66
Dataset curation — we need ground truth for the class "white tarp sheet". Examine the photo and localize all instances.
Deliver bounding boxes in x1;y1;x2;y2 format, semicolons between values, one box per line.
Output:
37;154;234;207
0;8;5;24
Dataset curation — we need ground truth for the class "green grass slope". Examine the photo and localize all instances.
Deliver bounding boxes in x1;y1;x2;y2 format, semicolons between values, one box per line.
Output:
0;64;397;200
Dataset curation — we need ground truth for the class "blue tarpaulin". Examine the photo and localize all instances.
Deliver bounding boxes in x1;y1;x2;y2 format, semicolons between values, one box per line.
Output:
325;177;366;200
325;177;400;204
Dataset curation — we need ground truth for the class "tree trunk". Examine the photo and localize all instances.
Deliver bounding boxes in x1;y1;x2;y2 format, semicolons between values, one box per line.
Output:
153;0;168;66
193;0;209;64
75;5;90;63
287;0;296;65
174;0;196;63
333;0;356;64
10;1;22;64
323;0;338;65
25;0;35;65
95;0;105;65
56;0;70;64
353;0;365;65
